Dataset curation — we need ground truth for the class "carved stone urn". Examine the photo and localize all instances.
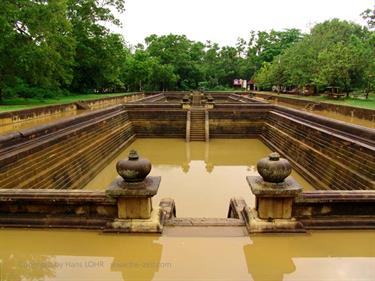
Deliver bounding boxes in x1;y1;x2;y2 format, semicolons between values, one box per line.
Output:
116;150;151;182
256;152;292;183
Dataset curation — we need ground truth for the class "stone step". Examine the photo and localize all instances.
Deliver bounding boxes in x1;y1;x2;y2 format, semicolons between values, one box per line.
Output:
263;124;373;191
0;115;129;185
267;114;375;180
0;113;133;189
17;123;133;189
0;121;132;188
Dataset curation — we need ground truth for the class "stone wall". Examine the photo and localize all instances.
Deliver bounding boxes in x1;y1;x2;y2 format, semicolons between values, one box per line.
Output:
209;104;270;138
126;104;187;138
0;189;116;229
207;104;375;191
0;106;135;190
262;110;374;190
293;191;375;228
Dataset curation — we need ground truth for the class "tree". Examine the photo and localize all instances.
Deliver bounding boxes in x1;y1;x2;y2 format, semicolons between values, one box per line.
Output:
123;49;153;91
0;0;75;100
67;0;127;93
361;6;375;30
145;34;205;90
149;61;178;91
253;19;374;94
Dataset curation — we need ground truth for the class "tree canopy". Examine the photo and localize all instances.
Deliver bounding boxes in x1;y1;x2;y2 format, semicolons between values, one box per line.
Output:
0;2;374;100
254;17;375;94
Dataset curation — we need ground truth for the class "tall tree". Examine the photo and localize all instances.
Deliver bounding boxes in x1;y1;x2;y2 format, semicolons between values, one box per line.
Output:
0;0;75;100
67;0;127;92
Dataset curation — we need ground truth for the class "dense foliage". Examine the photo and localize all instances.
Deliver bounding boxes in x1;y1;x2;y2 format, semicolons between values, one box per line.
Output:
0;1;374;100
254;12;375;94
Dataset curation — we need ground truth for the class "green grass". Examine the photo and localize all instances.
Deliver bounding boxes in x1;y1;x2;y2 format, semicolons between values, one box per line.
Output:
255;91;375;110
0;93;136;112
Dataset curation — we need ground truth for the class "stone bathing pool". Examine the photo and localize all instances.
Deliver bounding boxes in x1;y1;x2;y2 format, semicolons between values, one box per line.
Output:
0;92;374;280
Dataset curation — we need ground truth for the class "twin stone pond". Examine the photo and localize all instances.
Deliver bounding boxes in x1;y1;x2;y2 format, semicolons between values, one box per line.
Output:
0;138;373;281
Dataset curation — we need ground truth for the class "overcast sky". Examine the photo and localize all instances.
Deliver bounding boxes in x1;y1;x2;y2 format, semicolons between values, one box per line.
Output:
113;0;374;47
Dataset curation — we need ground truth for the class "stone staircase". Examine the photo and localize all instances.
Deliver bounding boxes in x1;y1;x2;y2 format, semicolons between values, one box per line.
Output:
190;109;206;141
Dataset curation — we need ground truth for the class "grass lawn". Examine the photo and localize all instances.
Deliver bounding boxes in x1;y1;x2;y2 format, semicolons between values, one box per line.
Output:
0;93;135;112
254;91;375;110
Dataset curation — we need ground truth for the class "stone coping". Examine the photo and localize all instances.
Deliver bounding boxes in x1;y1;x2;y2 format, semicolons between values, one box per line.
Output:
0;92;143;117
253;91;375;111
0;189;115;203
247;175;303;197
296;190;375;202
106;176;161;197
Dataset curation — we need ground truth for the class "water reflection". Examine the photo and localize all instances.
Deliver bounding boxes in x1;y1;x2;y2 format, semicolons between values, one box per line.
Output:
244;231;375;281
0;229;373;281
0;230;162;281
84;139;313;217
0;254;56;281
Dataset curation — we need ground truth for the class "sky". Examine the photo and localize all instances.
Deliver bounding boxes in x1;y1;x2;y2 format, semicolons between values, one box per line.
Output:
112;0;374;47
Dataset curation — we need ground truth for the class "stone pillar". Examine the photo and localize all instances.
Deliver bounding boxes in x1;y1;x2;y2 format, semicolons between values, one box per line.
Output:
244;152;305;233
105;150;162;232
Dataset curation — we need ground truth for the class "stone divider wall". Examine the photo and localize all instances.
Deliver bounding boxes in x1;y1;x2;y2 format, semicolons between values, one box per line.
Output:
0;92;144;126
0;189;116;229
209;105;270;138
253;92;375;121
126;104;187;138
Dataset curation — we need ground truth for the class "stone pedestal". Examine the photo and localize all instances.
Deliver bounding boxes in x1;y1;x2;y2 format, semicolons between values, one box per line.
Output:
181;102;191;109
105;176;162;232
205;102;215;109
248;176;301;219
245;175;305;233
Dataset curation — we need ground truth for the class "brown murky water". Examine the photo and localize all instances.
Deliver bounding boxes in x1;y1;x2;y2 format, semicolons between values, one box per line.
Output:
84;139;313;217
0;229;373;281
0;109;88;135
272;100;375;129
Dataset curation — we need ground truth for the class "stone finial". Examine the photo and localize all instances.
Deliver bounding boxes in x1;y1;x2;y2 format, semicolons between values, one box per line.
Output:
206;94;214;102
182;94;190;102
256;152;292;183
116;150;152;183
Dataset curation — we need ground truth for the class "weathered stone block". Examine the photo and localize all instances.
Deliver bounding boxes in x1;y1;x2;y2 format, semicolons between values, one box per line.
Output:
257;197;293;219
106;209;163;233
118;197;152;219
